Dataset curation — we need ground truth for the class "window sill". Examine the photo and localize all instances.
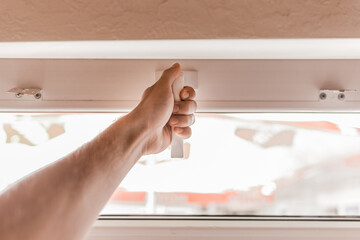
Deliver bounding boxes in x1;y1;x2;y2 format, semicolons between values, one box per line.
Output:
86;216;360;240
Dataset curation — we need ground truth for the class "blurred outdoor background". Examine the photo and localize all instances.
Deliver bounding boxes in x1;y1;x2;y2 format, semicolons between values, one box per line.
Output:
1;113;360;216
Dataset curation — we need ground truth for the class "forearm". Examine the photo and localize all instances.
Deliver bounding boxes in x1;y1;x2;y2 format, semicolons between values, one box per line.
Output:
0;112;147;240
0;63;193;240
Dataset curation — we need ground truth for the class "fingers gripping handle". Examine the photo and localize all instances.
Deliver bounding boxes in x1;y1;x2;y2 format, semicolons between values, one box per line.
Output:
171;73;184;158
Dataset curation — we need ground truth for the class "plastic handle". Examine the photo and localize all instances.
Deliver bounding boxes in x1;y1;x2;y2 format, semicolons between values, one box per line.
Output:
171;73;184;158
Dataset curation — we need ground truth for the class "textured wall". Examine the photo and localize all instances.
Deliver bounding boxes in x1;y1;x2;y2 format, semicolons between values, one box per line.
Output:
1;0;360;41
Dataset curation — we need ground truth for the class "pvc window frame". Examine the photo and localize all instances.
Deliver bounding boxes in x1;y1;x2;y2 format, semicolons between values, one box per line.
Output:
2;39;360;239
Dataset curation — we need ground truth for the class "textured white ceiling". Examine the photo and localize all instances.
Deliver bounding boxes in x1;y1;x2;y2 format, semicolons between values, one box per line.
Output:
1;0;360;41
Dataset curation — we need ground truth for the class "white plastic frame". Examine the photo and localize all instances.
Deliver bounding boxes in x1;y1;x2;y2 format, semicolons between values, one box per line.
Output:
2;39;360;239
1;58;360;113
2;39;360;59
86;216;360;240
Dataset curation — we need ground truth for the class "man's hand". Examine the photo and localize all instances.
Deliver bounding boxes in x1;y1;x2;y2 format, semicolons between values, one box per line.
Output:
130;63;197;155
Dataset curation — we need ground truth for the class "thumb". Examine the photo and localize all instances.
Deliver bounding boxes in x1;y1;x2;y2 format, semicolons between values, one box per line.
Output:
158;63;181;86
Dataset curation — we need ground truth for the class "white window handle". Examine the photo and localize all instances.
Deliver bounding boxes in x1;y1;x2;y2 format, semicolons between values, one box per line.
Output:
171;73;184;158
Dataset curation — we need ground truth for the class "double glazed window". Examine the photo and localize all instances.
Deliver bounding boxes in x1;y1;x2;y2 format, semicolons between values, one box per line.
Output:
2;112;360;216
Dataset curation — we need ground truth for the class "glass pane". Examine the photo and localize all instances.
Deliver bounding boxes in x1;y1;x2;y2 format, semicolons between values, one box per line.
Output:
1;113;360;216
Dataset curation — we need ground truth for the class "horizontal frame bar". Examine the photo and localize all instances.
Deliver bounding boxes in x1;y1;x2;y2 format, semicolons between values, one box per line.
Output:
87;216;360;240
2;39;360;59
1;100;360;113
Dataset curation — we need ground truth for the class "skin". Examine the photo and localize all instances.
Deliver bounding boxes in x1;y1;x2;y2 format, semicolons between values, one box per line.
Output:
0;63;197;240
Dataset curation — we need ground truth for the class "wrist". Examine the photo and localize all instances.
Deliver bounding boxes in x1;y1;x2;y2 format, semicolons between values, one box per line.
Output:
121;109;151;156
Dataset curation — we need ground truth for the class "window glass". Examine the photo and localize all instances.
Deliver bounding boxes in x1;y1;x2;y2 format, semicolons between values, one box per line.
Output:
1;113;360;216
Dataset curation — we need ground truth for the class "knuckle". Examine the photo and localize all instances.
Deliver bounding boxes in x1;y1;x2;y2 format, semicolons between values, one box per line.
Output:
188;115;195;125
187;127;192;135
185;86;196;98
142;86;152;98
171;114;195;127
180;115;192;126
181;100;196;114
145;86;152;93
163;67;174;76
183;102;191;113
181;116;190;126
178;127;191;139
185;127;192;139
190;100;197;112
160;71;169;81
